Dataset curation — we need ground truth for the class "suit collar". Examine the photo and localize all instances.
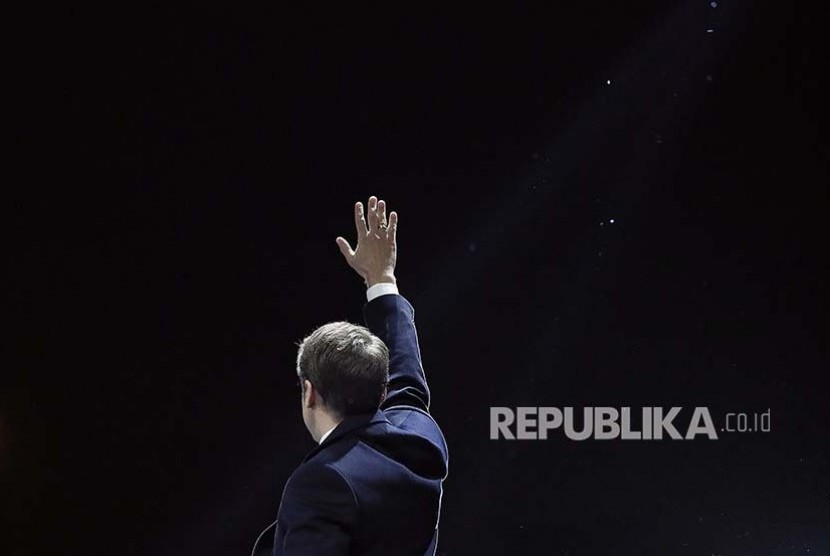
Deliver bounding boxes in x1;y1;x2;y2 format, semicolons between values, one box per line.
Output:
303;409;389;462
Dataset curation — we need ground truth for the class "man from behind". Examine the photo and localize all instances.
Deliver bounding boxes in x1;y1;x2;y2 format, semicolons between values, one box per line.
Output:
252;196;449;555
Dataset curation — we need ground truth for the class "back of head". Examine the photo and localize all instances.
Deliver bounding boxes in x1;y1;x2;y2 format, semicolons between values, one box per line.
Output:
297;322;389;417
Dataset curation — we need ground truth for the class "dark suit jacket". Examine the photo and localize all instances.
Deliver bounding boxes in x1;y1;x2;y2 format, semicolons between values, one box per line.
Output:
252;294;449;556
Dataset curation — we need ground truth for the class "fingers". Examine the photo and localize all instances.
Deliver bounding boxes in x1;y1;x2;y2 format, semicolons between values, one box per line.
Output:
366;196;379;230
354;202;368;236
377;199;387;228
358;195;392;236
388;211;398;241
336;236;354;258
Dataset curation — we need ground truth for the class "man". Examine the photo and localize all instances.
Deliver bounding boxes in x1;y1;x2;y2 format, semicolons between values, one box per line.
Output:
252;196;449;555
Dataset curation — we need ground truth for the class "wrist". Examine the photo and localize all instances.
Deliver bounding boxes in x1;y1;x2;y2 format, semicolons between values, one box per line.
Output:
365;273;396;288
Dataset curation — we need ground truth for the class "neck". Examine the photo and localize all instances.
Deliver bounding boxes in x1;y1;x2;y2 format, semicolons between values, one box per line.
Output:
314;411;341;443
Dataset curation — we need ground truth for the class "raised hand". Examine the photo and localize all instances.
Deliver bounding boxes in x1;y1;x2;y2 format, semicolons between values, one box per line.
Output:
336;196;398;287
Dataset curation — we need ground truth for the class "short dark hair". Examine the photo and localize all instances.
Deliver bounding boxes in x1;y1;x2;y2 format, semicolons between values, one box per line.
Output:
296;322;389;417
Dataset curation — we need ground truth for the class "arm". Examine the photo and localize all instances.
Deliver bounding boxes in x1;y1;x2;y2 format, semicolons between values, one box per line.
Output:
335;196;430;412
364;293;430;411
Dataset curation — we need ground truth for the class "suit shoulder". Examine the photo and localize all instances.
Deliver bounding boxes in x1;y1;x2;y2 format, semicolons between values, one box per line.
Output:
384;405;444;436
382;406;449;467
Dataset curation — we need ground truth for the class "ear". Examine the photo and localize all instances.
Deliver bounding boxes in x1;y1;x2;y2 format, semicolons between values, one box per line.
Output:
379;385;388;404
303;379;316;407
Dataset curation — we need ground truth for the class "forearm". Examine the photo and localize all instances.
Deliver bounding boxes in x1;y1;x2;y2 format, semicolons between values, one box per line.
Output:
364;294;431;411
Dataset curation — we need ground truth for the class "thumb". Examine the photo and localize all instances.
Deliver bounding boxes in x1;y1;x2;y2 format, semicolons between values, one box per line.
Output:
336;237;354;258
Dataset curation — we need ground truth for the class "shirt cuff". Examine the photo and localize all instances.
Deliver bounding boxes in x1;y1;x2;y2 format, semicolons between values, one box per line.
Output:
366;282;399;301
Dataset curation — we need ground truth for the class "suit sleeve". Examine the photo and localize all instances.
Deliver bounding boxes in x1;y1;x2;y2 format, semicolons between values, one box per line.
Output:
363;294;431;412
278;463;358;555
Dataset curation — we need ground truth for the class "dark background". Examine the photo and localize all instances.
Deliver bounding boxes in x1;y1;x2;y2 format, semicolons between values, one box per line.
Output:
4;1;828;554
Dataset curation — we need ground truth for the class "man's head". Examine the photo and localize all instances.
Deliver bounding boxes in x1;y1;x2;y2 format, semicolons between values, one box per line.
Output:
296;322;389;441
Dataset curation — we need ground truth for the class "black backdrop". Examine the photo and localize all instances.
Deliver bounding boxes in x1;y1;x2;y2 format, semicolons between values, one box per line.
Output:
5;2;828;554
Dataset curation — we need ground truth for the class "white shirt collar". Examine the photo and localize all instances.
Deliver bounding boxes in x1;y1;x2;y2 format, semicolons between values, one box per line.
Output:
319;425;337;444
